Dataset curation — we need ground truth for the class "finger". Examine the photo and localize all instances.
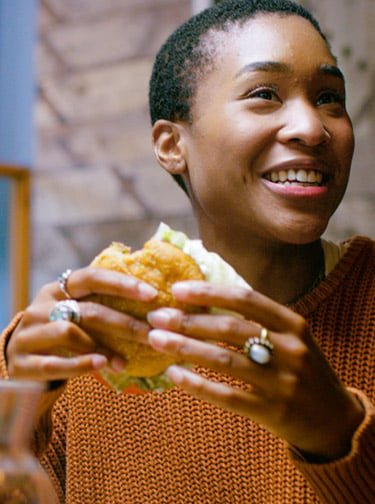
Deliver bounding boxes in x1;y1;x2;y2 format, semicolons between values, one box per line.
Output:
9;353;108;382
13;321;108;356
79;301;150;344
166;365;263;417
20;300;151;350
49;267;158;302
148;329;275;390
147;308;308;370
20;301;55;326
148;307;260;347
171;282;304;333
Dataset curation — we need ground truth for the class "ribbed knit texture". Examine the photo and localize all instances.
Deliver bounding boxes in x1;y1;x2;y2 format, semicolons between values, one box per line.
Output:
1;236;375;503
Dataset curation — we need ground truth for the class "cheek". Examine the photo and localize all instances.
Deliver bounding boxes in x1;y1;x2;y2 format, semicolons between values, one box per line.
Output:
328;121;354;187
336;120;355;164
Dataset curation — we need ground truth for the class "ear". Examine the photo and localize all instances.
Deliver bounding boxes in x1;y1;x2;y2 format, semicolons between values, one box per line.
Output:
152;119;187;175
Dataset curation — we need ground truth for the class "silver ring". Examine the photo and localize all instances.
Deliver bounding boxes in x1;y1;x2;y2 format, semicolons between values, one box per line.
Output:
58;269;73;299
49;300;81;325
244;327;274;365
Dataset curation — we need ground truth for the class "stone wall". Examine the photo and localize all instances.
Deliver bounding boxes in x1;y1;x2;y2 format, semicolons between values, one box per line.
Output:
32;0;375;294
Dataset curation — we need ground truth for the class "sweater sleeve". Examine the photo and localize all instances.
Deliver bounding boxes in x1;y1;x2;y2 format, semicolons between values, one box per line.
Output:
288;388;375;503
0;311;24;377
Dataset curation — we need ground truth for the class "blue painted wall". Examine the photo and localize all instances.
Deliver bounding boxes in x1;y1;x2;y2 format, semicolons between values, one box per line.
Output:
0;0;38;328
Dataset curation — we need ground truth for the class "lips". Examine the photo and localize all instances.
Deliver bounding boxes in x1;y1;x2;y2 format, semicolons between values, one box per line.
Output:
264;168;324;186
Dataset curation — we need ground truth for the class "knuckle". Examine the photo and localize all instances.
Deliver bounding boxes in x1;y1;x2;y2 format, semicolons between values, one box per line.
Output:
22;304;41;323
280;372;300;400
221;387;244;409
39;282;55;297
62;323;80;346
75;267;105;294
39;356;57;375
174;337;190;357
265;372;300;422
82;301;102;323
242;287;256;302
178;312;194;333
286;338;310;372
293;315;310;340
190;373;207;394
190;282;212;297
215;349;234;368
289;337;309;360
87;267;106;284
8;327;31;355
219;315;240;335
124;316;143;338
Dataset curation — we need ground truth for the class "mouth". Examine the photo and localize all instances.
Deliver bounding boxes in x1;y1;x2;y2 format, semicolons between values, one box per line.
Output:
263;168;325;187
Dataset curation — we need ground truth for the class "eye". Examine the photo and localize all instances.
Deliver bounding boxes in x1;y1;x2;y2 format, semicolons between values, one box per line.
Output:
316;90;345;106
245;84;279;102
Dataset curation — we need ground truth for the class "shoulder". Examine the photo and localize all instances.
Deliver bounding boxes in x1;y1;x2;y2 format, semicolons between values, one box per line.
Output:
340;236;375;272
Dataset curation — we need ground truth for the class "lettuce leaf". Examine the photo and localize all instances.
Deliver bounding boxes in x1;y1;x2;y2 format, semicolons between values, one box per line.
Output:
153;222;251;290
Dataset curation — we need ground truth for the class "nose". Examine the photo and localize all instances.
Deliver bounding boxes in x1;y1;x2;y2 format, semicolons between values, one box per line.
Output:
277;99;331;147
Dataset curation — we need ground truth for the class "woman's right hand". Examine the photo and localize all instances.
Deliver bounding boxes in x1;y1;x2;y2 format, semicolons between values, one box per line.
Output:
6;267;157;383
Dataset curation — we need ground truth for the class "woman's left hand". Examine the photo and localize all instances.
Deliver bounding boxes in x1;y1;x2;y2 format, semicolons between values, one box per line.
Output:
147;281;364;462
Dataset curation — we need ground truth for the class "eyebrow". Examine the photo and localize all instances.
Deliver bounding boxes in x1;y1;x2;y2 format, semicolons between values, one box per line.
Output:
235;61;345;82
319;64;345;82
235;61;289;78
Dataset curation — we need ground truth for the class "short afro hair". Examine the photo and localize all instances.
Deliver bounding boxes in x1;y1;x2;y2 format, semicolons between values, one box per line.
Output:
149;0;328;192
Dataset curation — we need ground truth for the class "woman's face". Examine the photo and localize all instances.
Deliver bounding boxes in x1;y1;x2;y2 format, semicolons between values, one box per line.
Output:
180;14;354;246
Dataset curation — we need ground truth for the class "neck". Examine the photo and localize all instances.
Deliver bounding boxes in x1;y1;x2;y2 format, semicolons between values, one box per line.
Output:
199;226;324;305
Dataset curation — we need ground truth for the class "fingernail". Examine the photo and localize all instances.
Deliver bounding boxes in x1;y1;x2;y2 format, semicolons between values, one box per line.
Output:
148;329;168;350
91;355;108;370
166;365;184;385
110;355;127;373
138;283;158;300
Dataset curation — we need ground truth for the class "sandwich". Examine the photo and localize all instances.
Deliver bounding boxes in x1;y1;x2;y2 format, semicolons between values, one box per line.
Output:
88;223;250;394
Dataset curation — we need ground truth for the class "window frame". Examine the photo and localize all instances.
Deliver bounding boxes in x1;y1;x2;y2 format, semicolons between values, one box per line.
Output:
0;164;30;316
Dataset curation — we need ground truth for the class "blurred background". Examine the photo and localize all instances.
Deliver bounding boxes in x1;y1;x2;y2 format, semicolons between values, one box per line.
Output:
0;0;374;326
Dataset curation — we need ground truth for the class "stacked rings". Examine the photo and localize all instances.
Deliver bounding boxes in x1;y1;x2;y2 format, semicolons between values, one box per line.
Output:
244;327;274;365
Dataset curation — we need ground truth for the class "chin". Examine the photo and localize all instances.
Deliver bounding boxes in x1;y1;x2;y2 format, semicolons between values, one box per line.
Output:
276;219;329;246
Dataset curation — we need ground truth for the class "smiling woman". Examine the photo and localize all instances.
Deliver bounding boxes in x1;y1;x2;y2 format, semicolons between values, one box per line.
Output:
1;1;375;503
151;13;353;258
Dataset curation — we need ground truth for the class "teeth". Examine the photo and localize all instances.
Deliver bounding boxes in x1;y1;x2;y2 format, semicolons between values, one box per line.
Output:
287;169;296;180
296;169;307;182
279;170;288;182
308;171;320;183
265;169;323;185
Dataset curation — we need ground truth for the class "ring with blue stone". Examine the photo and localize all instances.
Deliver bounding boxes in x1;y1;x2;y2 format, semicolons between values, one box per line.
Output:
244;327;274;365
49;299;81;325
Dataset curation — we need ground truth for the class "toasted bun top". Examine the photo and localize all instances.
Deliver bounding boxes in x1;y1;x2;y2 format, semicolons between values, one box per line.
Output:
88;239;205;380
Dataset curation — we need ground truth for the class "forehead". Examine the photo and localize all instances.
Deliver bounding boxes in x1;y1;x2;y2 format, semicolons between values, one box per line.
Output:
199;14;335;81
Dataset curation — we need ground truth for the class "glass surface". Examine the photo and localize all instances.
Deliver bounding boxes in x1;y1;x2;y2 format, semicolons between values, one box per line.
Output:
0;380;59;503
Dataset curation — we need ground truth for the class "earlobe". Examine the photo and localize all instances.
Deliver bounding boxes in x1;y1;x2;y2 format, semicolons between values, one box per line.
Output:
152;120;187;175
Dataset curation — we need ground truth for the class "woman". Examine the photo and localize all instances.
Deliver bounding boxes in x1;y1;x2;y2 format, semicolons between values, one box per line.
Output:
2;1;374;502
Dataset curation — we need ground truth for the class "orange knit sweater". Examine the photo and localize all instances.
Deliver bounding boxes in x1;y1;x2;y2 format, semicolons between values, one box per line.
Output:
1;236;375;504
